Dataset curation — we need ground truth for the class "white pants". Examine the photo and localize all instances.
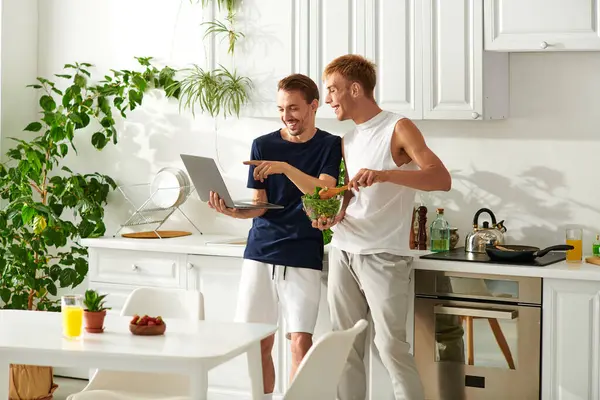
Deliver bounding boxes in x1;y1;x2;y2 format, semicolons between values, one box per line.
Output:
234;259;322;339
328;247;425;400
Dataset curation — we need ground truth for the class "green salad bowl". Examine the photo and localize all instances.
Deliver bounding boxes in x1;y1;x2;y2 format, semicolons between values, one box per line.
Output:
301;194;344;222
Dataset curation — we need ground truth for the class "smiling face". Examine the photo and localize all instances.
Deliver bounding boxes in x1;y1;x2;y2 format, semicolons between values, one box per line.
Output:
324;72;356;121
277;89;317;136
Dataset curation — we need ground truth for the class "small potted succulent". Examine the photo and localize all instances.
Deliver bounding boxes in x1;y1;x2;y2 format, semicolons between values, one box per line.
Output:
83;289;111;333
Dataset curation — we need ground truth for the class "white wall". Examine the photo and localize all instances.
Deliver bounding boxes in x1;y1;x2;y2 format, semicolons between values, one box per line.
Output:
1;0;38;160
24;0;600;255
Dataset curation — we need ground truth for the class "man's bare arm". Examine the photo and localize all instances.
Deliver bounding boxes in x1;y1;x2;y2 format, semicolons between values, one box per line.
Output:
284;167;337;195
384;118;451;191
350;119;451;192
243;160;337;194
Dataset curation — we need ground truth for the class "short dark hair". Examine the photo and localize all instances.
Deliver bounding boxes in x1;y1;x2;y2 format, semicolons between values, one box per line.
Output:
277;74;320;103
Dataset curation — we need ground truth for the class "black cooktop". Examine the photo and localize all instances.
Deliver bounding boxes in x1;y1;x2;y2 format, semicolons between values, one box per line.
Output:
420;246;567;266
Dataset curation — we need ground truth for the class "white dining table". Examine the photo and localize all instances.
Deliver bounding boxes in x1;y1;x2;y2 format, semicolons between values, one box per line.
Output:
0;310;277;399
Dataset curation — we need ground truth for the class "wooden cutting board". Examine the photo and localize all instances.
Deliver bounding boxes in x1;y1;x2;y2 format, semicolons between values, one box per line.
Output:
122;231;192;239
585;256;600;266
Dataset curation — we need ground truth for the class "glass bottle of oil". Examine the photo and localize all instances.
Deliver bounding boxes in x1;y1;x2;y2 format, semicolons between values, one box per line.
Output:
430;208;450;252
593;234;600;257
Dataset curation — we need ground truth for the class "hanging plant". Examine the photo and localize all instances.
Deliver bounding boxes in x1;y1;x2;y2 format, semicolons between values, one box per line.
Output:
167;64;251;118
201;14;245;55
178;0;252;117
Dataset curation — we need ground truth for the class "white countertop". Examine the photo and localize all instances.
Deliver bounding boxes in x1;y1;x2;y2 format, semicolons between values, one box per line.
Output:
80;234;600;281
81;234;251;257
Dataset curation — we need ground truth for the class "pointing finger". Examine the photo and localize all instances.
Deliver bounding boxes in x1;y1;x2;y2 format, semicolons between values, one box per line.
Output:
243;160;261;166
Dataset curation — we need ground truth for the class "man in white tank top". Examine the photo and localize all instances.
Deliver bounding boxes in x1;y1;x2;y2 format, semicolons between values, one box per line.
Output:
316;54;451;400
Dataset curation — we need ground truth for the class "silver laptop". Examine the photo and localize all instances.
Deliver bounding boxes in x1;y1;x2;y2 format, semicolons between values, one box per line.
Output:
180;154;284;210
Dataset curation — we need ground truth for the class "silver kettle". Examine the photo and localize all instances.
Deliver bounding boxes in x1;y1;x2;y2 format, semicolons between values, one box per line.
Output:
464;208;507;253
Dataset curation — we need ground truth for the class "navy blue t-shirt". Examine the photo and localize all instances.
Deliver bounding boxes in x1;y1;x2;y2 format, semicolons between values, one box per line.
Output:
243;129;342;271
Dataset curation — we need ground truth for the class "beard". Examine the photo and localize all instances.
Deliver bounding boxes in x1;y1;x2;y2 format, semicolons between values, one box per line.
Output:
284;118;305;136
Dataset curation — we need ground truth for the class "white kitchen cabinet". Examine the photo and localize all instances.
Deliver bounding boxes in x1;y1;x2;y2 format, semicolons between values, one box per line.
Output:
300;0;423;119
236;0;507;120
485;0;600;52
423;0;508;120
542;278;600;400
367;0;423;120
231;0;310;118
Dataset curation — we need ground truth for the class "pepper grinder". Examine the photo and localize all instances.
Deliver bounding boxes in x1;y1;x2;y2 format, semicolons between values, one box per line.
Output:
409;206;417;249
417;205;428;250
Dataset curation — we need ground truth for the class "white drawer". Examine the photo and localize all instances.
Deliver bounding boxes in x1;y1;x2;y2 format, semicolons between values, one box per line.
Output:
89;248;186;288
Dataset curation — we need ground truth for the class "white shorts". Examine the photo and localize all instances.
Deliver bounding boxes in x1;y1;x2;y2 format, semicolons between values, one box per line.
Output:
234;259;322;339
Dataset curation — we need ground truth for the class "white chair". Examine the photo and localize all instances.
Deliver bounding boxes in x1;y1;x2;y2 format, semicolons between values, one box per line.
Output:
283;319;368;400
67;287;204;400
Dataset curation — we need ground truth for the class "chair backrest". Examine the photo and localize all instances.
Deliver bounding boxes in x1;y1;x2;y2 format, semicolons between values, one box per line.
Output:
120;287;204;320
284;319;368;400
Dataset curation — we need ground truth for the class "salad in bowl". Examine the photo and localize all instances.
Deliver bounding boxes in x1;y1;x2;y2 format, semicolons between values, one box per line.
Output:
301;186;345;222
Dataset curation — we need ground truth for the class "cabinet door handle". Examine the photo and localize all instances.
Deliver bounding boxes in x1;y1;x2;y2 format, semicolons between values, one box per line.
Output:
471;112;480;119
434;305;517;320
540;41;549;49
131;264;139;271
187;263;194;270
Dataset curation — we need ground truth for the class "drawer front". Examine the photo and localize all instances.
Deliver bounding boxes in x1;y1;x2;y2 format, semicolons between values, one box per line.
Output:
89;248;186;288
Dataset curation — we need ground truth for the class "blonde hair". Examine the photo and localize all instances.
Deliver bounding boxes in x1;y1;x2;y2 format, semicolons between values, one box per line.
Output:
323;54;377;96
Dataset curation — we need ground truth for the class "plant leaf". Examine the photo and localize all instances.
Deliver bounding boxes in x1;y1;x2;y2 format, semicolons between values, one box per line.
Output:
47;282;57;296
21;205;36;225
40;95;56;112
0;288;11;303
24;122;42;132
33;215;47;234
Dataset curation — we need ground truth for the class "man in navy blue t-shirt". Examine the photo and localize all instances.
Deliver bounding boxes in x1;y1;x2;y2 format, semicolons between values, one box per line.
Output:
208;74;342;399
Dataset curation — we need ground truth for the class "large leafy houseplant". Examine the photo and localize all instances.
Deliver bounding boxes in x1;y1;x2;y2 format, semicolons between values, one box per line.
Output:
0;57;180;312
0;57;183;399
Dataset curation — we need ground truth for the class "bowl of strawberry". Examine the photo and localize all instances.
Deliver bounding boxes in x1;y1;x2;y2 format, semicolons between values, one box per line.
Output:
129;314;166;336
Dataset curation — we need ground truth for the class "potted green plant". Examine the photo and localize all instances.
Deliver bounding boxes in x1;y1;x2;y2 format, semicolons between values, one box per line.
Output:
83;289;110;333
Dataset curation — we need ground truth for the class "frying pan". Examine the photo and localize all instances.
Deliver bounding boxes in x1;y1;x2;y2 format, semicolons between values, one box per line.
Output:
485;244;574;262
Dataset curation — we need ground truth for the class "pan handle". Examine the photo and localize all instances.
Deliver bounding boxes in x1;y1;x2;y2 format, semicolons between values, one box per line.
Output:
536;244;574;258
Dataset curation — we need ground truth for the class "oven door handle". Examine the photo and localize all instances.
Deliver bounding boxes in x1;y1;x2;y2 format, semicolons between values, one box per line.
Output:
434;305;518;320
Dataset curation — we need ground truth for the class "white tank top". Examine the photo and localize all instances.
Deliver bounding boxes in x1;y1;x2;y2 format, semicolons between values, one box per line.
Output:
330;110;417;255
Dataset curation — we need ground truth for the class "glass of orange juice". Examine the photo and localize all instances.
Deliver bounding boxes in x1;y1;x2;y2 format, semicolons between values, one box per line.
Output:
566;227;583;263
61;295;84;340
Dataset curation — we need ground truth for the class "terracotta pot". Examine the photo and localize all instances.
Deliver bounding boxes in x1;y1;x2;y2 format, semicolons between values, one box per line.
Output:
84;310;106;333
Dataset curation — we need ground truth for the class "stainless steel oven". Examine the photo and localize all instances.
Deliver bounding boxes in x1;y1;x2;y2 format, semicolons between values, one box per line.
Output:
414;270;542;400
